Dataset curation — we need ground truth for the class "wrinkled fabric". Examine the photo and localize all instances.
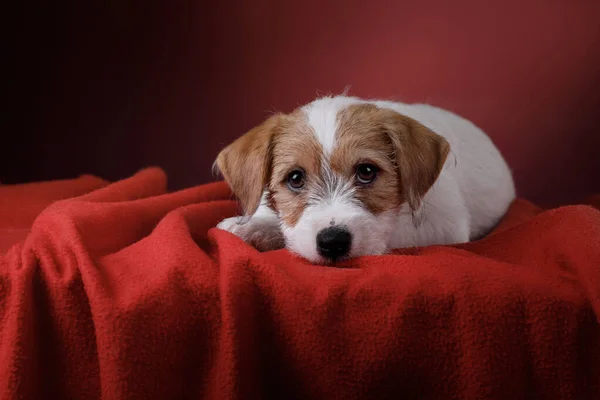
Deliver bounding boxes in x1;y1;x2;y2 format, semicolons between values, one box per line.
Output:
1;168;599;400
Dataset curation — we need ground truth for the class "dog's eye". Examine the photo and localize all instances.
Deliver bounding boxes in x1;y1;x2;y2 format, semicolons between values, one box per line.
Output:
356;163;378;185
287;169;305;191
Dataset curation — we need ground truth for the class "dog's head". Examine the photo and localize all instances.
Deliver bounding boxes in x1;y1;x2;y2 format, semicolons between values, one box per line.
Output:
215;96;450;263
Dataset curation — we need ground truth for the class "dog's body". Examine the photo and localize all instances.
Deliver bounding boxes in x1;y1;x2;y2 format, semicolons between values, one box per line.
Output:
215;96;515;264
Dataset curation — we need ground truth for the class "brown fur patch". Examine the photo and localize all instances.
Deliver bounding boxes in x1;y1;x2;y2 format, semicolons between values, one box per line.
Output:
268;110;323;226
334;104;450;213
382;110;450;211
215;114;283;215
333;104;403;214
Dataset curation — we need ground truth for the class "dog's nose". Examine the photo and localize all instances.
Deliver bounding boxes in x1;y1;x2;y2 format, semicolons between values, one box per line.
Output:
316;226;352;260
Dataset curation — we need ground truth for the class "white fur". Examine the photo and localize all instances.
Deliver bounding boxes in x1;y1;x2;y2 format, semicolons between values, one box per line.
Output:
217;95;516;263
303;96;359;156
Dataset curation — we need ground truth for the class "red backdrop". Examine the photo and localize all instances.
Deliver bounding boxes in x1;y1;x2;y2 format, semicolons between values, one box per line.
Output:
9;0;600;205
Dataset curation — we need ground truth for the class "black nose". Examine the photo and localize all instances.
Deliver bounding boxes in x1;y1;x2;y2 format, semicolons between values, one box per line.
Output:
316;226;352;260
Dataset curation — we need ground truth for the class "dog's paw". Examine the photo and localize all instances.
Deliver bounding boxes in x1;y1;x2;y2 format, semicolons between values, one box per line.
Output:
216;216;285;252
216;216;247;232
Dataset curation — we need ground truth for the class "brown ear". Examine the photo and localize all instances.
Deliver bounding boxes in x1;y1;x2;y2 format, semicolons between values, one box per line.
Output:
214;114;282;216
384;112;450;211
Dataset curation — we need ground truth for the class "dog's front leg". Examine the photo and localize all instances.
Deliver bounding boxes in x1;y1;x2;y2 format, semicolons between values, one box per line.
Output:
216;198;284;252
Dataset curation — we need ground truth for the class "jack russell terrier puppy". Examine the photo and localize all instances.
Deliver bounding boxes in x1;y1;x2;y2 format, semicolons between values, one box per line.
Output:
214;95;515;264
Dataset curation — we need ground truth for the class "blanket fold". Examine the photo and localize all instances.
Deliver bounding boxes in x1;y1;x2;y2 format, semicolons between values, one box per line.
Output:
1;168;599;399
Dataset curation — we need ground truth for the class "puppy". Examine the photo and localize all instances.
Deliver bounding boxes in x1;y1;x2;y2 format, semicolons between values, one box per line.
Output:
214;95;515;264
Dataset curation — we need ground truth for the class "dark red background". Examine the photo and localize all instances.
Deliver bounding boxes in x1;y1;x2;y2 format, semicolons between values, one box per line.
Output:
8;0;600;205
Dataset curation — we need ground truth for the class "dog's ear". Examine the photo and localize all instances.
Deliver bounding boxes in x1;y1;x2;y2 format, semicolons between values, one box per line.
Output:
214;114;282;216
384;111;450;212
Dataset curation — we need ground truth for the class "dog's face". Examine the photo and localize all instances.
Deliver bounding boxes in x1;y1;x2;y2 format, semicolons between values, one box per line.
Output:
215;97;450;263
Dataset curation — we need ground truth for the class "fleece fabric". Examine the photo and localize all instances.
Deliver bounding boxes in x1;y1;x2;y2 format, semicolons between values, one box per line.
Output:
1;168;599;399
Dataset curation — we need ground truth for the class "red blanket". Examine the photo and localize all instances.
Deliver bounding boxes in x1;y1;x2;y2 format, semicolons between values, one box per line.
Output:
1;168;599;399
